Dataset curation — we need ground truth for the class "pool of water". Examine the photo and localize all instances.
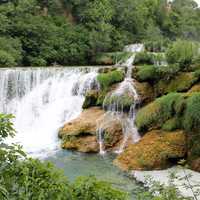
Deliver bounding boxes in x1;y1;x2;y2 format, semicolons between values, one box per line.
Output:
46;150;142;199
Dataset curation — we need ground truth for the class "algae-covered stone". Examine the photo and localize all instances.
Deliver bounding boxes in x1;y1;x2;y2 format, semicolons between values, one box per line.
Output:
114;130;186;171
155;72;198;96
82;90;99;109
103;92;134;112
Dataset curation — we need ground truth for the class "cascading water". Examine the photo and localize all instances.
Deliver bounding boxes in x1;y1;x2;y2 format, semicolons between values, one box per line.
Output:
98;44;144;154
0;67;99;157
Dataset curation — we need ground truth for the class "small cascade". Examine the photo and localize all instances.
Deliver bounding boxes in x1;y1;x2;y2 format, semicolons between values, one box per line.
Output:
97;44;143;154
0;67;99;157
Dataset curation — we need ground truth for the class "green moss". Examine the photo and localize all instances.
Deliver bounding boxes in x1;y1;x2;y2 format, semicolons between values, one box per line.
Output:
135;93;183;132
162;118;180;131
97;70;124;90
184;93;200;132
103;93;134;112
82;90;98;109
155;72;198;95
136;65;157;82
96;90;107;106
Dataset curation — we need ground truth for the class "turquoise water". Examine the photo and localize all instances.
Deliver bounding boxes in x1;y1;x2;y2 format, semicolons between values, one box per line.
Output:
46;150;142;199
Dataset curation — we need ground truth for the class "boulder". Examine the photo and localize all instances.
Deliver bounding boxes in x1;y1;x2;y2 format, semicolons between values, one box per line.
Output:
191;158;200;172
82;90;99;109
114;130;186;171
58;107;105;138
135;81;154;105
59;107;124;153
155;72;198;96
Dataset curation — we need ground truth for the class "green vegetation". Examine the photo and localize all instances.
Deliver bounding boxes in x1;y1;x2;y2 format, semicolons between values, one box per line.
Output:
0;113;129;200
166;40;199;68
0;0;200;66
103;93;134;112
135;92;183;132
97;70;124;90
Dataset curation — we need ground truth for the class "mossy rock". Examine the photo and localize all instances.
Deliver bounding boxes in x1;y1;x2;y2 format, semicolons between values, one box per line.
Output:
135;93;184;132
134;81;154;105
155;72;198;96
114;130;187;171
97;70;125;91
103;93;134;112
162;118;180;131
82;90;99;109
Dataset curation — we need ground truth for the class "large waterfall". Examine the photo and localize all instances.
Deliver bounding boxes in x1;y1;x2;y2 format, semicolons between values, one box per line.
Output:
0;67;98;157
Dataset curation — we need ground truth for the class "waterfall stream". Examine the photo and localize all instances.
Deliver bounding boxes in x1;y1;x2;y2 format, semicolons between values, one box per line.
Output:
97;44;143;154
0;67;98;157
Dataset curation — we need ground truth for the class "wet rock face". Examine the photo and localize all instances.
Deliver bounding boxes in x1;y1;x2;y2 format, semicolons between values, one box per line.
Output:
191;158;200;172
114;130;187;171
82;90;99;109
58;107;123;153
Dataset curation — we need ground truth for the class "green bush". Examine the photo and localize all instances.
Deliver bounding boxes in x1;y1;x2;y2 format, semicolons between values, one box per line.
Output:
97;70;124;90
134;52;154;65
0;50;16;67
0;113;128;200
72;176;129;200
136;65;157;82
166;40;199;68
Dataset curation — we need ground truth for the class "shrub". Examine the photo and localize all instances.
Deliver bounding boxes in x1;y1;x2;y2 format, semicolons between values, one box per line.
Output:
72;176;129;200
97;70;124;90
136;65;157;82
134;52;154;65
0;50;16;67
166;40;199;68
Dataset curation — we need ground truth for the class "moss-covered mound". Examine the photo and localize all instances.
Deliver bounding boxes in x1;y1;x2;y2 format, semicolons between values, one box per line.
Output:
114;130;186;171
155;72;198;95
135;92;200;172
82;90;99;109
103;93;134;112
97;70;125;91
135;93;184;132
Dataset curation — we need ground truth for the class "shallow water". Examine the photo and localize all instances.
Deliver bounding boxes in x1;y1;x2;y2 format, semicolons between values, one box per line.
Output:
46;150;142;198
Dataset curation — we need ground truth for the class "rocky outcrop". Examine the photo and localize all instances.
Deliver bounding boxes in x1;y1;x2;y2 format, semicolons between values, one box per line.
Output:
191;158;200;172
114;130;187;171
135;81;154;105
58;107;104;138
59;107;124;153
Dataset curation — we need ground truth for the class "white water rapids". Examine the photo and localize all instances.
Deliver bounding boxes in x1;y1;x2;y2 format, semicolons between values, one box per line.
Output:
0;67;99;157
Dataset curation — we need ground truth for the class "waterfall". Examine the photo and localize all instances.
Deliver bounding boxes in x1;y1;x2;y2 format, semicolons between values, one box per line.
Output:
0;67;99;157
98;44;143;154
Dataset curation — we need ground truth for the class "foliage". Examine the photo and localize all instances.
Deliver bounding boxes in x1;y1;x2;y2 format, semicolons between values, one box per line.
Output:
134;52;155;65
0;0;200;66
166;40;199;68
135;93;183;132
136;65;157;82
72;176;129;200
97;70;124;90
0;113;128;200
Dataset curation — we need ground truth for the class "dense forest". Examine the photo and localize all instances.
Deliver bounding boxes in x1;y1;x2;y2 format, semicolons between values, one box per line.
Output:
0;0;200;66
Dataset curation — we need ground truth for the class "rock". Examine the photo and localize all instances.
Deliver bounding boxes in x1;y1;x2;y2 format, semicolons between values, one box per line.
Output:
135;81;154;105
191;158;200;172
59;107;124;153
62;135;99;153
155;72;198;96
58;107;105;138
82;90;99;109
187;83;200;93
114;130;186;171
